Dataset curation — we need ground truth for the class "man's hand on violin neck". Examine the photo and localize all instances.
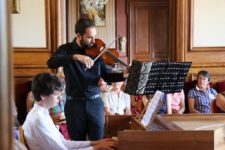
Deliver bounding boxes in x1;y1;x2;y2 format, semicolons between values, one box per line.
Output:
73;54;94;69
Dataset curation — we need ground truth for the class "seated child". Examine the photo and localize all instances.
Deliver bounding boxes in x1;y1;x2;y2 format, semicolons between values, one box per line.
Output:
102;81;131;115
26;68;66;123
26;68;69;139
166;90;185;114
23;73;117;150
98;78;111;98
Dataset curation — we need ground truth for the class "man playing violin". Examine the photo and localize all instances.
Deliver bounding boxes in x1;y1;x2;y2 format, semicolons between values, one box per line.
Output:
47;18;129;141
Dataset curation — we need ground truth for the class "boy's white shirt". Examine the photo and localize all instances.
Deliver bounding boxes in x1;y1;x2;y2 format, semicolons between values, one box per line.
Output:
23;103;93;150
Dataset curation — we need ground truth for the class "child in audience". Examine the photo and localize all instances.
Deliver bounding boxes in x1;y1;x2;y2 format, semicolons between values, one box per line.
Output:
166;90;185;114
102;81;131;115
49;67;66;123
158;94;167;114
26;68;69;139
23;73;117;150
188;70;217;113
26;68;66;123
98;78;111;98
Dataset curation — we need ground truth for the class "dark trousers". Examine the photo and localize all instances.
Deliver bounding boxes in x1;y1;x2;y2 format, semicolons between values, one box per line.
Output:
65;97;104;141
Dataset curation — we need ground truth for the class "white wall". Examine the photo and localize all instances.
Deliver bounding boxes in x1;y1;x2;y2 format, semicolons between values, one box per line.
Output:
193;0;225;47
11;0;46;47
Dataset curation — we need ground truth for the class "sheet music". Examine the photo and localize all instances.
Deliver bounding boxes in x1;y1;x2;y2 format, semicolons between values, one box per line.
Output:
141;91;164;127
125;60;192;95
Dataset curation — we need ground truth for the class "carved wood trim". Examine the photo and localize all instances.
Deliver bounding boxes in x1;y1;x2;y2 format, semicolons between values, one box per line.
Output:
14;67;52;78
57;0;67;45
176;0;225;68
67;0;79;42
49;0;67;52
191;73;225;83
169;0;177;61
176;0;188;61
191;63;225;68
190;46;225;51
189;0;225;52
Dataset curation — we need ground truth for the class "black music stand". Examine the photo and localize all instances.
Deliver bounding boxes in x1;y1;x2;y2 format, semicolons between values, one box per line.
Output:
125;60;192;95
125;60;191;130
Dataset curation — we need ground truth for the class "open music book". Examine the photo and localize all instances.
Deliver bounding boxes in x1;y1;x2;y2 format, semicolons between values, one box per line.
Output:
140;91;164;130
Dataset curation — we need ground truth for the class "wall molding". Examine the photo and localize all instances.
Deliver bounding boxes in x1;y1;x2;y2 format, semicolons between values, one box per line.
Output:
13;0;51;52
189;0;225;52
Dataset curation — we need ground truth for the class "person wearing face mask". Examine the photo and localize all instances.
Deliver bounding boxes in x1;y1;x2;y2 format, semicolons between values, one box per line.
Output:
47;18;130;141
188;70;217;113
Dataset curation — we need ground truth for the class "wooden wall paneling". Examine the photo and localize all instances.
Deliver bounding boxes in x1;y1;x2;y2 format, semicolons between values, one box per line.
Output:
13;52;52;66
131;6;150;61
187;65;225;82
116;0;127;56
175;0;187;62
12;0;67;124
151;5;170;61
176;0;225;80
13;1;52;115
191;73;225;83
50;0;67;50
127;0;170;62
50;0;59;52
57;0;67;46
67;0;79;42
169;0;178;61
14;67;53;78
13;0;52;80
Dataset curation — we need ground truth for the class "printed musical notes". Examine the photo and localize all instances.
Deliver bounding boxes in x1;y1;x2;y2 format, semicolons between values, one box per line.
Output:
141;91;164;128
125;60;192;95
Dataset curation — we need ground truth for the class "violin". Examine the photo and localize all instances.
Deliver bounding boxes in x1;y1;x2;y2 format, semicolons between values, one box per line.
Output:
85;38;128;67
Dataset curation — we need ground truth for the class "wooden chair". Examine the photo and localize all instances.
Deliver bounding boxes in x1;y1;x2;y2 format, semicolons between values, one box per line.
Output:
19;126;28;148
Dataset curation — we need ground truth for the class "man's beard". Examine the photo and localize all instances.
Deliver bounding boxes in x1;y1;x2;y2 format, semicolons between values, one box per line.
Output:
80;39;93;49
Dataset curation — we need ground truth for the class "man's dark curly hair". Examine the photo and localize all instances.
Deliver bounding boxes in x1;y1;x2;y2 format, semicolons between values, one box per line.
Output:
75;18;95;35
31;73;63;102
